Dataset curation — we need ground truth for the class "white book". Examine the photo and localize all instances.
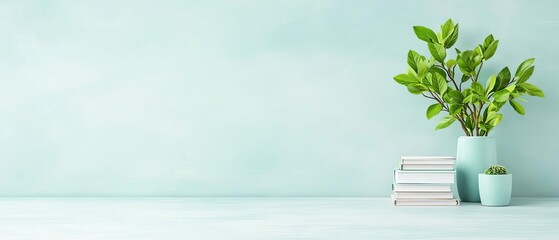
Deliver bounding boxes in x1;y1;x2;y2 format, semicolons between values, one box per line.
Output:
394;170;455;184
393;192;453;199
392;184;452;192
401;164;454;171
391;195;460;206
401;156;456;160
401;156;456;165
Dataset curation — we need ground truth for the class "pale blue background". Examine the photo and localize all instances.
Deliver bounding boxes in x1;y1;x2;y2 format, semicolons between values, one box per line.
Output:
0;0;557;196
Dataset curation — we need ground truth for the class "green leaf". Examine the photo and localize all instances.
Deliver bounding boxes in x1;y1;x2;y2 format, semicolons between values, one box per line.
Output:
462;88;477;103
486;112;503;127
422;72;432;86
492;101;506;112
509;99;525;115
487;103;498;112
461;74;470;82
463;93;476;103
413;26;438;43
443;89;464;104
479;123;488;131
483;34;494;49
481;107;489;122
426;103;443;119
407;50;424;73
431;66;447;78
446;59;456;67
436;32;444;45
406;83;427;94
445;24;459;48
475;45;483;57
495;67;511;91
433;72;448;95
471;82;484;95
518;82;545;97
416;59;429;79
456;50;478;75
438;79;448;96
485;75;496;95
515;58;535;77
449;104;462;115
511;90;522;98
473;55;482;66
518;66;534;83
483;40;499;60
428;43;447;63
493;89;510;102
393;74;417;85
505;84;516;92
435;115;456;130
465;116;473;133
407;66;418;78
441;19;455;39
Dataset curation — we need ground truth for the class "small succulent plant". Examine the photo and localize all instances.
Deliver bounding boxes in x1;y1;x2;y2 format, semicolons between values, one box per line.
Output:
484;165;508;175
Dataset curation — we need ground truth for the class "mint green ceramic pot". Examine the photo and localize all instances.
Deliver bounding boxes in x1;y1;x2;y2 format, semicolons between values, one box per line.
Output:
479;174;512;206
456;136;497;202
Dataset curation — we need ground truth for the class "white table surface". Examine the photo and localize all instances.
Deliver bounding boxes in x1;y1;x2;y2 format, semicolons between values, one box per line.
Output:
0;197;557;240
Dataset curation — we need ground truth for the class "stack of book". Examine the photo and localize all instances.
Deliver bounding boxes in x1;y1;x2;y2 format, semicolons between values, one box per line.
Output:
391;156;460;206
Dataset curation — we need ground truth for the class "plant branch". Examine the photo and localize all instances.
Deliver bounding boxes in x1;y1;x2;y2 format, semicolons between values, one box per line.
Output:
438;64;460;91
478;101;486;135
426;90;449;112
437;63;472;135
471;102;479;136
465;103;475;117
455;114;470;136
475;61;484;82
421;93;437;100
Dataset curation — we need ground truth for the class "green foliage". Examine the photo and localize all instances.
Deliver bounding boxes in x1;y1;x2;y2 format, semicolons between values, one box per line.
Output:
484;165;508;175
428;43;446;62
413;26;437;43
426;103;443;119
393;19;545;136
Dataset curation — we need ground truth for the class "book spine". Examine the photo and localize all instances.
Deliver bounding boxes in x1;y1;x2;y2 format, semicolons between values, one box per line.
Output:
401;160;456;165
394;170;455;184
393;184;452;192
393;199;461;206
400;164;455;171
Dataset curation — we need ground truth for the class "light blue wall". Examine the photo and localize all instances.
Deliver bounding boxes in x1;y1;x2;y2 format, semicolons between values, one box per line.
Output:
0;0;557;196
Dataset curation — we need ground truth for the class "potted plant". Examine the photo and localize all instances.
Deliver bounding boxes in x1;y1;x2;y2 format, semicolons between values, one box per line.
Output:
393;19;544;202
479;165;512;206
